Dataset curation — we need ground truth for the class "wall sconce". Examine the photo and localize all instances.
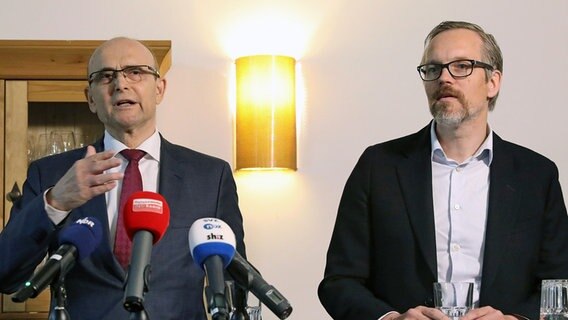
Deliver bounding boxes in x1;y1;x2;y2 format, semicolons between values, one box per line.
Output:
235;55;296;171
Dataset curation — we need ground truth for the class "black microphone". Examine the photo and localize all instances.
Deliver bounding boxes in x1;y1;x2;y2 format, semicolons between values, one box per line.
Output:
12;217;103;302
189;218;237;320
228;251;293;319
122;191;170;313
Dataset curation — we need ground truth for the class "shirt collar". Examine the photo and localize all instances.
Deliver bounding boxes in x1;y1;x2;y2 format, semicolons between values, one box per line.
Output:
430;121;494;165
103;130;161;162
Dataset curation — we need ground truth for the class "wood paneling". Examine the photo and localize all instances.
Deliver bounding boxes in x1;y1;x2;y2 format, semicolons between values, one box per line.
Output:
0;80;4;228
28;81;87;102
3;81;27;225
0;40;171;80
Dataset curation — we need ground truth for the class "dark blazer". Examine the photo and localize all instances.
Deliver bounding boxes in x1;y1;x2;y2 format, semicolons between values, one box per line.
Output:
0;136;245;320
318;124;568;320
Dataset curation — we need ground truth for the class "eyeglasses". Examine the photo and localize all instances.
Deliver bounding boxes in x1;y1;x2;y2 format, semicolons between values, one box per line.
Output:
417;59;494;81
88;65;160;85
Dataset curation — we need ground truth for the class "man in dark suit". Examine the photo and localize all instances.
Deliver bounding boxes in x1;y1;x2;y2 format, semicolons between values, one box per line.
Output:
0;37;245;319
319;21;568;320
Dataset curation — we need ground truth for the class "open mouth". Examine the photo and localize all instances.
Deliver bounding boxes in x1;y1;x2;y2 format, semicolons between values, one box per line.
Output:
115;99;137;107
438;94;457;100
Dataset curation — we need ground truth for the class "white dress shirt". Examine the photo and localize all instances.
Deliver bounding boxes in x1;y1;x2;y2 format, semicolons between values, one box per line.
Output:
430;123;492;306
104;130;161;245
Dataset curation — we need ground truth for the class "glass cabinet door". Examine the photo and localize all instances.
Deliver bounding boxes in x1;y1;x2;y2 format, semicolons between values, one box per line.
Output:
2;80;104;319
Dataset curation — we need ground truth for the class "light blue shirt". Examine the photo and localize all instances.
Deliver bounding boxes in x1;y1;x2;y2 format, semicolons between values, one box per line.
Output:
430;122;493;306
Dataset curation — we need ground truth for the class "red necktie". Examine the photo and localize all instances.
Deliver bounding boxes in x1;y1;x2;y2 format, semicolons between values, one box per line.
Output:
114;149;146;269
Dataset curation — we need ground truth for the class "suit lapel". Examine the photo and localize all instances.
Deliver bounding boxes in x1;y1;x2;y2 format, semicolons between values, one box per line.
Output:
397;125;438;279
480;134;520;297
157;138;184;209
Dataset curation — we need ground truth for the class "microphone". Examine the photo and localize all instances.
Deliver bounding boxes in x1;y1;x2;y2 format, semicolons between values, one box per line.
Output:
12;216;103;302
122;191;170;313
188;218;236;320
228;251;293;319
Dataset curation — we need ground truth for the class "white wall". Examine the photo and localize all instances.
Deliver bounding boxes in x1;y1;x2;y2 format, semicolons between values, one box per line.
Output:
2;1;567;319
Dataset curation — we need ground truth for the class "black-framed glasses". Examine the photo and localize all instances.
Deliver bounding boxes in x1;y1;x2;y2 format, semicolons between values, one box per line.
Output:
417;59;494;81
88;65;160;85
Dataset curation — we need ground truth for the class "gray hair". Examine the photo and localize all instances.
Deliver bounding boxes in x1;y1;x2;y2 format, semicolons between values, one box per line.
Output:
422;21;503;111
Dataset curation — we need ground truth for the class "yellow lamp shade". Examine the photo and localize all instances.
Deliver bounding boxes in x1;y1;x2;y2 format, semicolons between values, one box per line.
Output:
235;55;296;171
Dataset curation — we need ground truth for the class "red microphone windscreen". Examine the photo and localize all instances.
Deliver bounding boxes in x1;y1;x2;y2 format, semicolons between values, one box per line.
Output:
124;191;170;243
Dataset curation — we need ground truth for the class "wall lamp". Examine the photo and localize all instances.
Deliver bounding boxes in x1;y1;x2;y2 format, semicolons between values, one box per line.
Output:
235;55;297;171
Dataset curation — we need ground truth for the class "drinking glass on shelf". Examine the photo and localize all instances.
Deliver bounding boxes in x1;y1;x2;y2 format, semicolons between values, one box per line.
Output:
76;134;93;148
36;133;49;159
54;131;76;152
48;132;64;155
27;135;35;163
540;279;568;320
433;282;474;320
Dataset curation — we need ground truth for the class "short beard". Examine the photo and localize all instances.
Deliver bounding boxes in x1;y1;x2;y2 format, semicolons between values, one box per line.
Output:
429;86;471;127
430;101;469;126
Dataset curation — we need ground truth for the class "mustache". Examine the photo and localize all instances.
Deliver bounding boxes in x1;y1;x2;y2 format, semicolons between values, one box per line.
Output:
434;86;464;100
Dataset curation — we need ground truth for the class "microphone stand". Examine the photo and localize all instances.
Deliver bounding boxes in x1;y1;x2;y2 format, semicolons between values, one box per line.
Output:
205;288;230;320
230;284;249;320
123;264;151;320
48;275;70;320
129;309;149;320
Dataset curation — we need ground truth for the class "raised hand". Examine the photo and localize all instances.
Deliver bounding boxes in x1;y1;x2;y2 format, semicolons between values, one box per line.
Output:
46;146;123;211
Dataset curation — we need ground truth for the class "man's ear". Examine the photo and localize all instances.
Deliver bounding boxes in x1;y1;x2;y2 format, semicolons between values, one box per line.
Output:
487;69;502;99
84;86;97;114
155;77;167;105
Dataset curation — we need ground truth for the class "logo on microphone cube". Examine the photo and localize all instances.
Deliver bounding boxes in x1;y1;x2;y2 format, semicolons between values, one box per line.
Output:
206;233;224;240
132;198;163;214
75;217;95;228
203;223;222;230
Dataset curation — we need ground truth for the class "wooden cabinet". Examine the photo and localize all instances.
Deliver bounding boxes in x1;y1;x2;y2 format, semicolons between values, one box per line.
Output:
0;40;171;319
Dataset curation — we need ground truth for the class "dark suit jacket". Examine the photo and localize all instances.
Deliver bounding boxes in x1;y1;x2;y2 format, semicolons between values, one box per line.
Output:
318;124;568;320
0;136;245;320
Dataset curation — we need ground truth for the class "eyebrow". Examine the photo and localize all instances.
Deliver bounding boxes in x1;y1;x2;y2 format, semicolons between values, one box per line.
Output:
96;65;145;71
425;56;474;64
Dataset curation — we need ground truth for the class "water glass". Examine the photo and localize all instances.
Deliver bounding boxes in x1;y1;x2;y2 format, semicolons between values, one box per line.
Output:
540;279;568;320
433;282;474;319
225;280;262;320
246;293;262;320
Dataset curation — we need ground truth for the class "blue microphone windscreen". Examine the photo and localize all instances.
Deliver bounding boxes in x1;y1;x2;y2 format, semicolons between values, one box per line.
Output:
58;217;103;260
192;242;235;268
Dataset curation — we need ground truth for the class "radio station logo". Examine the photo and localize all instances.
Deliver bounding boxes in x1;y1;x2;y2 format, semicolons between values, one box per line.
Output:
75;217;95;228
206;233;224;240
132;198;163;214
203;223;222;230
